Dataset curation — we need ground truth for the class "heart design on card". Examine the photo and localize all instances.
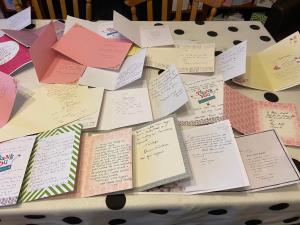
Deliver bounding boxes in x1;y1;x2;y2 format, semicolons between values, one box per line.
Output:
0;41;19;65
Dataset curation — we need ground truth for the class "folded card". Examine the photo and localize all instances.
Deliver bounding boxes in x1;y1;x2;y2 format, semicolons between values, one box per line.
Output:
233;32;300;91
78;49;146;90
146;43;215;73
0;135;36;207
30;22;86;84
0;7;31;31
236;130;300;192
113;11;174;48
18;124;81;203
224;84;300;146
53;25;132;70
0;72;17;127
0;35;31;75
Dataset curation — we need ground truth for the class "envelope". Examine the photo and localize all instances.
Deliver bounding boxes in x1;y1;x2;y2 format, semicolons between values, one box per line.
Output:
30;22;86;84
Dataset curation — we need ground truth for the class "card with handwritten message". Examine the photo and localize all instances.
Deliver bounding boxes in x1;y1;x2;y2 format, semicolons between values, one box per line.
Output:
0;135;36;207
181;120;249;194
224;84;300;146
145;65;188;119
133;116;190;191
233;32;300;91
18;124;81;203
0;35;31;75
79;49;146;90
113;11;174;48
236;130;300;192
0;72;17;128
30;22;86;84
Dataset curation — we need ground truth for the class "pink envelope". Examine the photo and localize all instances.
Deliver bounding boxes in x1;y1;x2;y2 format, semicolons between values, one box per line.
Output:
0;72;17;127
0;36;31;75
53;25;132;70
30;22;86;84
224;84;300;146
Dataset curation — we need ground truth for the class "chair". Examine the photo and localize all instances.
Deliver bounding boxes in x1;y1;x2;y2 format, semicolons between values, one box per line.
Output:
13;0;92;20
124;0;224;21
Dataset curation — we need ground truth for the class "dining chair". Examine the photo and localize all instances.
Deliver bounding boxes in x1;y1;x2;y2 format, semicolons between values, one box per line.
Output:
124;0;224;21
13;0;92;20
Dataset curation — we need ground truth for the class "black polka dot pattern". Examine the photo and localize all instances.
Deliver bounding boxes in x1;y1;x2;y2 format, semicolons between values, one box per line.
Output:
283;216;300;223
245;219;263;225
228;26;238;32
233;40;242;45
150;209;169;214
250;25;260;30
158;69;165;74
195;20;205;25
208;209;227;215
24;24;36;29
62;217;82;224
106;194;126;210
109;219;127;225
154;23;163;26
215;51;223;56
24;215;46;219
269;203;289;211
292;158;300;172
264;92;279;102
174;29;184;35
260;36;271;42
207;31;218;37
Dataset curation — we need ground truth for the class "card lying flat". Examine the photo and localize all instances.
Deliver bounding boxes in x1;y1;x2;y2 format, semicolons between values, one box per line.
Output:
233;32;300;91
53;25;132;70
236;130;300;192
133;116;190;191
0;72;17;127
30;22;86;84
0;35;31;75
224;84;300;146
0;135;36;207
113;11;174;48
0;7;31;31
78;49;146;90
181;120;249;194
2;29;38;47
18;124;81;203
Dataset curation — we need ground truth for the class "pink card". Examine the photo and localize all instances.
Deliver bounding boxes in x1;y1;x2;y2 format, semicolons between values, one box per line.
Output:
224;84;300;146
0;36;31;75
53;25;132;70
0;72;17;127
30;22;86;84
2;29;38;47
34;20;65;39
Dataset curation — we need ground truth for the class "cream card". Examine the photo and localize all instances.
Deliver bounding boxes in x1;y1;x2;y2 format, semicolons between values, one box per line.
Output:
236;130;300;192
133;116;190;191
113;11;174;48
99;88;153;130
0;135;36;207
145;65;188;119
181;120;249;194
177;75;224;125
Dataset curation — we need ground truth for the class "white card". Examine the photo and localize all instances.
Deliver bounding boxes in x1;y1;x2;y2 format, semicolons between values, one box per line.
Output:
0;135;36;207
0;7;31;31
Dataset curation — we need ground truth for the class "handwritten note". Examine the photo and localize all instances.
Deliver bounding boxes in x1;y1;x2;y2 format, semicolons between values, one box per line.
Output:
133;116;190;191
146;65;188;119
181;120;249;193
0;135;36;207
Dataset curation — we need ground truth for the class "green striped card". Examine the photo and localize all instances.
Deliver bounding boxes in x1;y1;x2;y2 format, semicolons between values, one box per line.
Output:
18;123;81;203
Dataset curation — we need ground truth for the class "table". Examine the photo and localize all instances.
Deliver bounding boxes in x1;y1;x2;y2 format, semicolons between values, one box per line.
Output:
1;20;300;225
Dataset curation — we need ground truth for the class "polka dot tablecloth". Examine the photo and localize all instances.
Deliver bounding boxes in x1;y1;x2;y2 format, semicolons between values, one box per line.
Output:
3;20;300;225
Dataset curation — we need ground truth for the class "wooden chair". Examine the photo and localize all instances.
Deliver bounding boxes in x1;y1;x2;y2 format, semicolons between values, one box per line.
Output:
124;0;224;21
13;0;92;20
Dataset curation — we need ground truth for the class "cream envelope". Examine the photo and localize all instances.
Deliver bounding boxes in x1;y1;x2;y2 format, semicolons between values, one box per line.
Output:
78;49;146;90
113;11;174;48
0;72;17;127
53;25;132;70
146;43;215;73
224;84;300;146
30;22;86;84
233;32;300;91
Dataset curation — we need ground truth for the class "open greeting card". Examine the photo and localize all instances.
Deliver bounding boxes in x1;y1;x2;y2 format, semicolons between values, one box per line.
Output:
224;85;300;146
